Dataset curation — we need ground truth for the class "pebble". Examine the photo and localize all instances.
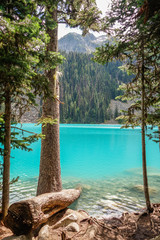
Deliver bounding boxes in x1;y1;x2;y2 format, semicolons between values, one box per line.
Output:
65;222;80;232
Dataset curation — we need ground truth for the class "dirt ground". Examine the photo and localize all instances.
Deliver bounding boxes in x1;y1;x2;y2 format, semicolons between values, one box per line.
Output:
1;204;160;240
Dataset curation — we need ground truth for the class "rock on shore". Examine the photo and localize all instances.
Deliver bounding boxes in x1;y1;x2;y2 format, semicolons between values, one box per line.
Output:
2;204;160;240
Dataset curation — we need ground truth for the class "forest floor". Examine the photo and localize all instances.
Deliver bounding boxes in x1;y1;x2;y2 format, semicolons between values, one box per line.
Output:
1;204;160;239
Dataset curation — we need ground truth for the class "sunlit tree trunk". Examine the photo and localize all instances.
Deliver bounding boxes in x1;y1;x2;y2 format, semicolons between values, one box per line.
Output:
2;84;11;219
37;8;62;195
141;38;152;212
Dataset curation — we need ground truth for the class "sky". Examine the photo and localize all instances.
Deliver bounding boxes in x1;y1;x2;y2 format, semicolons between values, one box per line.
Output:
58;0;111;39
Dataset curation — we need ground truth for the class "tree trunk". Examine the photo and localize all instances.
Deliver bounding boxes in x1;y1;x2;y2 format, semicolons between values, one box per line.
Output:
141;39;152;212
37;8;62;195
159;126;160;150
2;84;11;219
4;189;81;236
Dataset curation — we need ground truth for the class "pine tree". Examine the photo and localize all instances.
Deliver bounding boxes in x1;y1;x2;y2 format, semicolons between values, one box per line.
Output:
0;0;57;218
94;0;160;212
37;0;102;195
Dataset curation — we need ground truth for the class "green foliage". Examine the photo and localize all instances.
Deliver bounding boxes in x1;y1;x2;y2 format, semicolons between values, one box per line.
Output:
59;52;131;123
36;0;102;35
0;0;65;123
137;0;160;39
0;116;42;200
0;13;63;111
94;0;160;135
11;127;44;151
0;114;44;157
37;116;58;127
95;0;160;211
57;0;102;34
0;0;65;211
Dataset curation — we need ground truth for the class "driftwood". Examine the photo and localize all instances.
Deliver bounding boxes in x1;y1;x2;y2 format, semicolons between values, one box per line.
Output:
4;188;81;236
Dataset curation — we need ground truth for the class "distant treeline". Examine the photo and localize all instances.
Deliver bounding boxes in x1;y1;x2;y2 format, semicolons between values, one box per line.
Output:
59;52;131;123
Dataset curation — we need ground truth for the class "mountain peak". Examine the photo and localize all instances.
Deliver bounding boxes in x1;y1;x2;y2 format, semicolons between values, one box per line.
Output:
83;33;97;41
58;32;107;53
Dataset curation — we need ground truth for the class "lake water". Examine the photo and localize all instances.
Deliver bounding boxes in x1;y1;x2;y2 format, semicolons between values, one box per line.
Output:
8;124;160;218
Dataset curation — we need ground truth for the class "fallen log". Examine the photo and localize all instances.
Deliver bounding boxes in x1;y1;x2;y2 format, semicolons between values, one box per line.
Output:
4;188;81;236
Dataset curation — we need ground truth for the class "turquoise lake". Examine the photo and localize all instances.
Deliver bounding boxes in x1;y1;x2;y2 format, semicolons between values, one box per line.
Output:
8;124;160;218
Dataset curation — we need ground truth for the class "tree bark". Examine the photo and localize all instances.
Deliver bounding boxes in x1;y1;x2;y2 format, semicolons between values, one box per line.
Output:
2;84;11;219
4;189;81;236
37;8;62;195
141;38;152;212
159;126;160;150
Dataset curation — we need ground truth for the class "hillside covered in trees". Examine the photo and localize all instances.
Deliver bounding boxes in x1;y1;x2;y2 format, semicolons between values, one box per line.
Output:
59;51;131;123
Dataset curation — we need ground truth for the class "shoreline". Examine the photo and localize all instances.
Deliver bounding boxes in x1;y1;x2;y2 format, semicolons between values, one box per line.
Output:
1;204;160;239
